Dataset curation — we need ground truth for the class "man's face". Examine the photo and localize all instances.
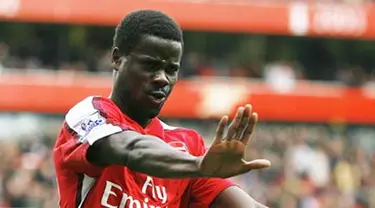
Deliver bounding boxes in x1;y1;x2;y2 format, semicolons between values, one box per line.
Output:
112;35;183;119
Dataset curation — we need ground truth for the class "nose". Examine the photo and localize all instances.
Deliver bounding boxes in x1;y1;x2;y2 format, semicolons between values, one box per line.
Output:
152;70;169;87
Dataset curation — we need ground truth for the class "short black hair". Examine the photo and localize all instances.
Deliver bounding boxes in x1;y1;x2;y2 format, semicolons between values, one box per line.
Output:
113;10;183;55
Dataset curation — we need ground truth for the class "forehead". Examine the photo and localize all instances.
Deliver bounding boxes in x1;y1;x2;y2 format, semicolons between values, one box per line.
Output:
132;35;183;61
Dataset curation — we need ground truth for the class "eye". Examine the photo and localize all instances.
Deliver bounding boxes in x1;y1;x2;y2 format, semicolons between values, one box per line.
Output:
141;59;161;71
165;64;179;74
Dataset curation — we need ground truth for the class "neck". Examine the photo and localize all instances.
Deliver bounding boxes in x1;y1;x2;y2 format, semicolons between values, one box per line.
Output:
110;93;152;128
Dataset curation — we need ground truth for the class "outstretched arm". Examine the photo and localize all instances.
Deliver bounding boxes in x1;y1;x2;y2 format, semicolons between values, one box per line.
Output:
87;104;269;179
211;186;268;208
87;130;202;178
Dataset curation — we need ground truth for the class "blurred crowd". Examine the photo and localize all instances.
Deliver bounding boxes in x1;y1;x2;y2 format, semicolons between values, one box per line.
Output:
0;115;375;208
0;115;60;208
1;40;374;88
1;22;375;87
237;123;375;208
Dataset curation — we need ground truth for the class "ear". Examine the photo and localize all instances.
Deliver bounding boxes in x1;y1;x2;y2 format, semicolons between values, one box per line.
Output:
111;47;125;71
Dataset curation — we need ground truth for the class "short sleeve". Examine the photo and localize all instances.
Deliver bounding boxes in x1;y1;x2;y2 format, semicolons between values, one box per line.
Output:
53;96;129;177
187;134;235;208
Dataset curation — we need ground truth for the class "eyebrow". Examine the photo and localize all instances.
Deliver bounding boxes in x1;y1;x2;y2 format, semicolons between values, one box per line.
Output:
132;54;180;68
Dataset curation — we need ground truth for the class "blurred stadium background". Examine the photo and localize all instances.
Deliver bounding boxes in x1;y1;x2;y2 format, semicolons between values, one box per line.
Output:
1;0;375;208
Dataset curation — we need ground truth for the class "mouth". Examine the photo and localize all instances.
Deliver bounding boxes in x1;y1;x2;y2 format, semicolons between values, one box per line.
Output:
147;91;167;105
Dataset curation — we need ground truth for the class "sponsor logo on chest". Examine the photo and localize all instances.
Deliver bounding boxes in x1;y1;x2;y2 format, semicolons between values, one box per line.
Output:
101;176;168;208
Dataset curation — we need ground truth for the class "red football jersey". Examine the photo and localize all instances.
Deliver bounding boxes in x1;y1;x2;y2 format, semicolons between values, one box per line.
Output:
53;96;234;208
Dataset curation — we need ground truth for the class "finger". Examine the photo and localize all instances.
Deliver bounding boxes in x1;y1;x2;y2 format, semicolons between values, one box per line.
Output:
226;107;244;140
241;112;258;144
243;159;271;170
235;104;251;140
213;116;228;144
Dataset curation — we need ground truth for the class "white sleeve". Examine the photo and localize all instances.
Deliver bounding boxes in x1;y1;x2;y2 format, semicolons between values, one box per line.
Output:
65;96;123;145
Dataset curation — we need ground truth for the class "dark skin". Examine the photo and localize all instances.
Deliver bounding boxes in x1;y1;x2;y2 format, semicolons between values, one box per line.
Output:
86;35;270;208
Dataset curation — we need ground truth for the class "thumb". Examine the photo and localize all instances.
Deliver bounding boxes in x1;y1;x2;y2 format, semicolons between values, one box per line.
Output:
243;159;271;170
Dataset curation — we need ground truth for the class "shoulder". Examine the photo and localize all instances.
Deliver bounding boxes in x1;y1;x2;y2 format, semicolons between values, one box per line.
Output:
66;96;97;122
67;96;114;115
65;96;121;137
66;96;118;122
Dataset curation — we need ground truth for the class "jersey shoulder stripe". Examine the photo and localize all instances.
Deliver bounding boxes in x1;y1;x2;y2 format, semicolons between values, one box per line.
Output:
65;96;122;145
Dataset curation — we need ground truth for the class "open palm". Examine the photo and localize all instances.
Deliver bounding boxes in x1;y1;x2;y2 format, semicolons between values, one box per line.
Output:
199;105;270;178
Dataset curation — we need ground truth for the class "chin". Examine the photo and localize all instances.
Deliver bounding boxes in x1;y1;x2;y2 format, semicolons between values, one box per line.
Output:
147;104;164;119
147;109;161;119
